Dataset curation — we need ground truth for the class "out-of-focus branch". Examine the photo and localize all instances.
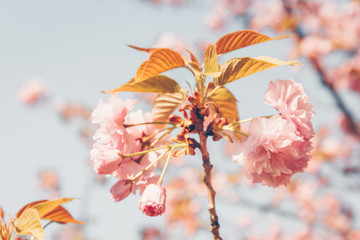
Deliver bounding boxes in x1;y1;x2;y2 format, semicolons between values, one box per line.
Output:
309;57;360;137
281;0;359;138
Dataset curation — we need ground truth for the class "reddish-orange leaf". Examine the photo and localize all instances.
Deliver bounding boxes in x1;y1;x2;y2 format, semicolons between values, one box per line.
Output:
0;205;4;219
215;30;290;55
127;44;156;54
102;75;180;94
33;198;74;219
217;56;300;85
16;199;74;220
186;49;200;68
42;205;84;224
16;200;47;219
135;48;186;82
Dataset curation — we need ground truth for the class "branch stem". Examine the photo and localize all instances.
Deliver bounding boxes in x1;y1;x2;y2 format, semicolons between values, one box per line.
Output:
195;111;222;240
124;121;175;128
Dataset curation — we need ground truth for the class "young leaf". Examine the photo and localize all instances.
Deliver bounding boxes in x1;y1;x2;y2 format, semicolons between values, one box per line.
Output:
32;198;74;218
135;48;186;82
207;86;239;123
186;49;200;68
215;30;290;55
152;92;186;124
204;44;221;77
16;198;74;220
16;199;83;225
42;205;84;224
15;208;44;240
217;56;300;85
102;75;181;94
16;200;47;218
0;206;4;219
127;44;156;54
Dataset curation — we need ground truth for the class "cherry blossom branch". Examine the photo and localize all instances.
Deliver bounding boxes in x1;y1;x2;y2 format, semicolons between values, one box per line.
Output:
199;132;222;240
309;57;360;137
196;113;222;240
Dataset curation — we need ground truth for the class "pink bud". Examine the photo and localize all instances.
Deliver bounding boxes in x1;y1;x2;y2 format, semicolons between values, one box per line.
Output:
110;180;132;202
139;184;166;217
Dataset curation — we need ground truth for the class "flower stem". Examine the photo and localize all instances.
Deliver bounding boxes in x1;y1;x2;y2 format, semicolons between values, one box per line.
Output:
230;115;274;126
124;121;175;128
220;127;249;137
122;144;186;159
157;148;173;185
43;221;54;229
145;127;174;147
129;148;171;182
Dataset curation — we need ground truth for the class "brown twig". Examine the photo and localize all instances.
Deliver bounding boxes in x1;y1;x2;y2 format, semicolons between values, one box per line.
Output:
196;113;222;240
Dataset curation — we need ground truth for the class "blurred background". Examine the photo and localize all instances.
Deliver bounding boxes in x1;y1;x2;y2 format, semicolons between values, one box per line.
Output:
1;0;360;239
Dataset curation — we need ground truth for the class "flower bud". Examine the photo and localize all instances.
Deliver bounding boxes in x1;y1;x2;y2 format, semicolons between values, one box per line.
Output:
139;184;166;217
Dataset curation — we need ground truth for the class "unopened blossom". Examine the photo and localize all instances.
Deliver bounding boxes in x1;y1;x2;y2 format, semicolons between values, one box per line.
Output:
233;115;311;187
139;184;166;217
18;79;47;105
110;179;132;202
265;79;315;139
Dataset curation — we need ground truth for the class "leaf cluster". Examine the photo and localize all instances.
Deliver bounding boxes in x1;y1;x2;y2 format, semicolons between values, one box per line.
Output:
1;198;83;240
105;30;299;126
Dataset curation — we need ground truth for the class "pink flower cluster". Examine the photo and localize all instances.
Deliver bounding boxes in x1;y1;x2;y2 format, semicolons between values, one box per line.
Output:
90;94;163;206
233;79;314;187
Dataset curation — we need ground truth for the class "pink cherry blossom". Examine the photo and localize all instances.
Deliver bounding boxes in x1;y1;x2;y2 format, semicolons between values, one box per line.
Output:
250;0;286;32
204;9;226;30
153;32;189;54
299;35;332;58
265;79;315;139
90;135;122;175
18;79;47;105
114;159;160;195
139;184;166;217
110;179;132;202
125;110;157;141
91;94;137;136
233;115;311;187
